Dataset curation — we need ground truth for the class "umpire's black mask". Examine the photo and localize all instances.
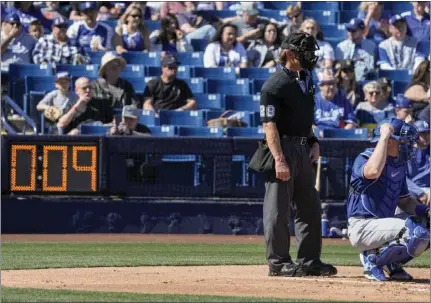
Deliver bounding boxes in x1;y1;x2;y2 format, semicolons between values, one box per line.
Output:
281;31;320;71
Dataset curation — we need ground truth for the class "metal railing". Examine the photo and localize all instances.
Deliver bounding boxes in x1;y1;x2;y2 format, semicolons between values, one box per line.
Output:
1;95;38;135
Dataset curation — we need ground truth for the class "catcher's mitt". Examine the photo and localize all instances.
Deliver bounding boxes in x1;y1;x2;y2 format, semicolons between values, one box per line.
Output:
44;106;63;122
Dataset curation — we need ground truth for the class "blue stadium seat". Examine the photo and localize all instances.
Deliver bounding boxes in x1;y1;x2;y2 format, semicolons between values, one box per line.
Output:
123;77;151;95
225;96;259;112
263;2;295;10
213;10;238;18
303;10;338;24
146;66;191;79
122;52;161;66
175;52;204;66
378;70;411;82
392;81;409;97
195;94;225;110
226;127;264;138
206;110;253;127
193;67;237;80
320;24;347;38
159;110;205;127
190;39;208;52
120;64;145;78
239;67;277;80
322;128;369;139
148;126;176;137
252;79;266;94
207;79;250;95
326;37;345;50
56;64;99;78
80;124;110;135
302;2;340;11
387;2;412;11
25;76;56;94
417;41;430;57
178;126;224;137
341;1;361;10
88;51;112;64
339;10;360;23
139;110;157;126
259;10;285;21
185;78;206;94
146;20;161;32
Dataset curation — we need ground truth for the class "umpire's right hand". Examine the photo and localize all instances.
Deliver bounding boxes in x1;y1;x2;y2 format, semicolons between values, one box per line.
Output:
275;160;291;181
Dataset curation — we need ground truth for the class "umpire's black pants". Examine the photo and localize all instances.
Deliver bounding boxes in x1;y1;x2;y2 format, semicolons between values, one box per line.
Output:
263;138;322;271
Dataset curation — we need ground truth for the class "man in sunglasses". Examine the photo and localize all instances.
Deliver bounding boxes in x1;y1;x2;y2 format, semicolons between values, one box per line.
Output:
33;17;87;65
143;54;196;115
1;12;36;72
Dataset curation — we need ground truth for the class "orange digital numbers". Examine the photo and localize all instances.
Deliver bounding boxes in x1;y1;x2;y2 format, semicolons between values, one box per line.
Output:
10;145;36;191
72;146;97;191
42;145;68;191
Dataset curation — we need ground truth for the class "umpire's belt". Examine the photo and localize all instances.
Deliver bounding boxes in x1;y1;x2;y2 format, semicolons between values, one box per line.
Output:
282;136;308;145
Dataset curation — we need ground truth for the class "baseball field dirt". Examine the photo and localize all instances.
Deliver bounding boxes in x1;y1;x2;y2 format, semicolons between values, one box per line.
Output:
2;234;430;302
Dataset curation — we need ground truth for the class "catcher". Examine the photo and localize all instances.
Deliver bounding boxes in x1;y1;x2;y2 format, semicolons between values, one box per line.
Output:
36;72;77;131
347;118;430;281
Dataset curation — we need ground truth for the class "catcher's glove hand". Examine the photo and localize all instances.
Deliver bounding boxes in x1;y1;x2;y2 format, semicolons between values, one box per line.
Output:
44;106;63;122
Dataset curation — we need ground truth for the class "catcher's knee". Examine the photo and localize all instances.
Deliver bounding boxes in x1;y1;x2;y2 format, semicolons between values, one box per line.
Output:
404;216;430;257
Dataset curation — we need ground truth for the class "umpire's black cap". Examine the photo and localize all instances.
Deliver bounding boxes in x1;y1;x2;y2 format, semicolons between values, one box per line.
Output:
281;31;317;51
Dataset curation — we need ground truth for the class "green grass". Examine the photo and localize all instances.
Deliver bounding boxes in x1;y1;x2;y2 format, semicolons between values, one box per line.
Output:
1;287;341;303
2;242;429;270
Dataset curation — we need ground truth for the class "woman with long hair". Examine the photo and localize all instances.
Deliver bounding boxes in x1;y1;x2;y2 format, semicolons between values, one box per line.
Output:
334;60;360;107
149;13;193;53
247;22;282;68
358;2;390;44
203;23;247;68
114;4;150;54
404;60;430;119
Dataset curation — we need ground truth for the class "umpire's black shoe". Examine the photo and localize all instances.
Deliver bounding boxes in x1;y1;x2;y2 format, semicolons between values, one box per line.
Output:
268;263;305;277
303;261;337;276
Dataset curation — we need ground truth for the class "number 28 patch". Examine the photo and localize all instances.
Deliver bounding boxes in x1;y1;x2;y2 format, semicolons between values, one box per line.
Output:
260;105;275;118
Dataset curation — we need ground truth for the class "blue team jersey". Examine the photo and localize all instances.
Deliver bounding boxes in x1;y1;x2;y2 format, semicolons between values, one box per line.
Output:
402;10;430;43
347;148;410;219
120;25;145;51
67;21;113;50
314;91;357;129
407;148;430;188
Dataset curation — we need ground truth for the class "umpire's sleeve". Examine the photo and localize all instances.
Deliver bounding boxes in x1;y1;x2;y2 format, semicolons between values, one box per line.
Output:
260;89;280;123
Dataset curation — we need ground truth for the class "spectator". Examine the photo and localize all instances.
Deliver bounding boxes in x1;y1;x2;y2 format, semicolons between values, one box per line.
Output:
418;104;430;124
143;54;197;113
92;52;139;109
36;72;77;133
282;5;303;38
1;13;37;72
377;77;393;105
334;60;360;107
149;14;193;53
358;2;390;44
378;15;424;72
33;17;87;65
402;1;430;43
231;2;269;45
28;20;44;40
335;18;377;81
355;80;395;130
39;1;68;28
160;2;188;19
394;94;414;123
67;2;114;51
109;105;151;136
204;23;247;68
246;23;282;68
404;59;430;119
114;4;150;53
300;18;334;71
176;10;216;44
6;2;44;31
314;73;357;130
57;77;114;135
194;2;225;11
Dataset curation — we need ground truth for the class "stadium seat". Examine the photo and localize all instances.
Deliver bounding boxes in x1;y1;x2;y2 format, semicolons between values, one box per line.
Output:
322;128;369;139
190;39;209;52
120;64;145;79
56;64;100;78
159;110;205;127
339;10;359;23
146;20;161;32
326;37;345;50
302;2;340;10
193;67;237;80
206;110;253;127
378;70;411;82
259;9;285;21
148;126;176;137
341;1;361;10
185;78;206;94
25;76;56;94
88;51;112;64
320;24;347;38
146;66;191;79
122;52;161;66
392;81;409;97
417;41;430;57
213;10;238;18
139;110;157;126
252;79;266;94
225;96;260;112
195;94;225;110
207;79;251;95
80;124;110;135
126;77;155;95
239;67;277;80
303;10;338;24
263;2;296;10
226;127;264;138
178;126;224;137
175;52;204;66
387;2;412;11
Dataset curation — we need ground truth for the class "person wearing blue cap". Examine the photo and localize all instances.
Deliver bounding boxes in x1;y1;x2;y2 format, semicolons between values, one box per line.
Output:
378;14;425;72
335;18;377;81
395;94;414;123
1;12;37;72
32;17;87;65
66;2;114;51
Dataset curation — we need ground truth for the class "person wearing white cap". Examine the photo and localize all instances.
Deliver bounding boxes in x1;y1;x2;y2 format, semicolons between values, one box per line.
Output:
109;105;151;136
92;52;139;108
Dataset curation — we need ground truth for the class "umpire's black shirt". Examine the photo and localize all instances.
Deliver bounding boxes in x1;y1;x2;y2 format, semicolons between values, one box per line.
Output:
260;68;315;137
